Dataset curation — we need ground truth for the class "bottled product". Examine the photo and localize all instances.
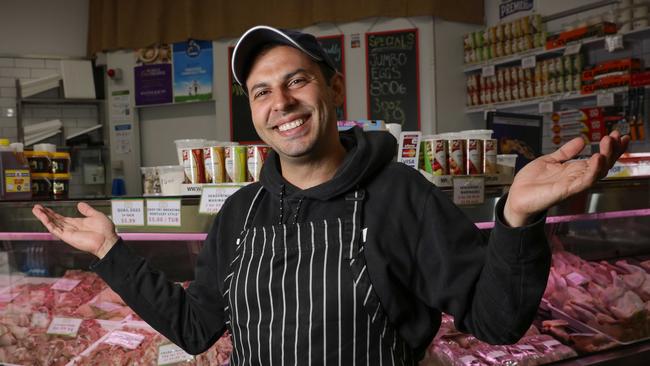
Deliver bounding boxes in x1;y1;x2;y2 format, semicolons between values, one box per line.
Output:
0;138;32;200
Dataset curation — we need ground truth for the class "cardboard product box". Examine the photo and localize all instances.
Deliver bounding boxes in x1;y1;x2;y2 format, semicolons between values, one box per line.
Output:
582;58;642;81
581;74;632;94
545;22;617;49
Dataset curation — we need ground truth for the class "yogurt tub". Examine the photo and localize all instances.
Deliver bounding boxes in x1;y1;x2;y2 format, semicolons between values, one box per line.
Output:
157;165;184;196
497;154;518;176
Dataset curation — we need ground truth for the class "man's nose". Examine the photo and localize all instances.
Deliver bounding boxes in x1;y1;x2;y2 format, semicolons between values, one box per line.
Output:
272;88;297;112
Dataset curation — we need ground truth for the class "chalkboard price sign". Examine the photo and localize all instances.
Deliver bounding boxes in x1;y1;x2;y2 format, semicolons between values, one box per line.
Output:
366;29;420;131
228;46;261;143
317;35;346;120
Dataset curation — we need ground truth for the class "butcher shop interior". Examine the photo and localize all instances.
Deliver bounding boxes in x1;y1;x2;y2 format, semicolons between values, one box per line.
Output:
1;0;650;365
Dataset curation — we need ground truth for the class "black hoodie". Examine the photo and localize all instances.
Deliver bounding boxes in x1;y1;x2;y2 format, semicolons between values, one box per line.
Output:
93;127;551;360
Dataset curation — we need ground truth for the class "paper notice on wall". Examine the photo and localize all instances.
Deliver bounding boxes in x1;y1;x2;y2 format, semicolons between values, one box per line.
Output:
110;90;131;122
114;124;132;154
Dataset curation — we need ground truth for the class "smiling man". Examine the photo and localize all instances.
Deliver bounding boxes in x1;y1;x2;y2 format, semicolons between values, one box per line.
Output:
33;25;629;365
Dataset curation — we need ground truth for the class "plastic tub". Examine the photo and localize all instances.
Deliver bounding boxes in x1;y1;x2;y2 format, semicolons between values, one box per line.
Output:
497;154;518;176
140;167;161;196
157;165;184;196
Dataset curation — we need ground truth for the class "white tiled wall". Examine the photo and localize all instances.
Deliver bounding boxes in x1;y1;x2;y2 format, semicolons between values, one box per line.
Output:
0;56;104;197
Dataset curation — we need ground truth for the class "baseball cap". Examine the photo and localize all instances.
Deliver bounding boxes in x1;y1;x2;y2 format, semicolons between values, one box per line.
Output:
231;25;338;88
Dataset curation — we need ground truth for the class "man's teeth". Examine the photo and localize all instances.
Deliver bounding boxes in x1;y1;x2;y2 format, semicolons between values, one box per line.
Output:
278;119;304;132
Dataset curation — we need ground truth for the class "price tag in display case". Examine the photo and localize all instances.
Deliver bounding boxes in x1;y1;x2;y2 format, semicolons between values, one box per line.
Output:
597;92;614;107
47;317;83;337
146;199;182;227
158;343;194;365
538;101;554;114
521;55;536;69
605;34;624;52
564;42;582;56
453;176;485;206
199;185;244;214
481;65;495;77
111;199;145;226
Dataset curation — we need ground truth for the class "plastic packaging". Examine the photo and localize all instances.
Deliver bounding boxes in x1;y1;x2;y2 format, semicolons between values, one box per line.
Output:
157;165;184;196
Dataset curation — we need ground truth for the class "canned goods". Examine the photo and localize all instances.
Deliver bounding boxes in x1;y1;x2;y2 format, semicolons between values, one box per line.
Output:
448;139;467;175
204;145;226;183
182;146;206;184
225;146;248;183
247;145;270;182
483;139;498;174
466;139;484;174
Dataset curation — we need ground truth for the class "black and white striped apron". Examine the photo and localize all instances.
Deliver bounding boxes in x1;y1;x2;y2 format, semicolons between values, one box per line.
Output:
223;187;415;365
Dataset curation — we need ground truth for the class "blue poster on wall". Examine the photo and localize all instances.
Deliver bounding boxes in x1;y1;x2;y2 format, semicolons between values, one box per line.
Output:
173;40;213;103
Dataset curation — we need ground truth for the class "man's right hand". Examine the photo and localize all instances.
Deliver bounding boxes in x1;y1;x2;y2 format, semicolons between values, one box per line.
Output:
32;202;119;259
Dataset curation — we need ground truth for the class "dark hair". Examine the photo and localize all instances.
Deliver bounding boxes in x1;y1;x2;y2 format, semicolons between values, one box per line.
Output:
244;43;337;88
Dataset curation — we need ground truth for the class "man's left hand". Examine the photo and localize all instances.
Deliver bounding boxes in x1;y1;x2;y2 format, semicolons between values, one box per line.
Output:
503;130;630;227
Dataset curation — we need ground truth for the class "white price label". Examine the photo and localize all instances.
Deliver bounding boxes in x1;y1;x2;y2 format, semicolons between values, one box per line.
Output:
47;317;83;337
199;185;243;214
564;42;582;55
538;101;553;114
453;176;485;206
51;278;81;292
521;55;536;69
146;199;182;227
158;343;194;365
104;330;145;350
597;92;614;107
481;65;495;77
605;34;624;52
111;199;145;226
93;301;123;312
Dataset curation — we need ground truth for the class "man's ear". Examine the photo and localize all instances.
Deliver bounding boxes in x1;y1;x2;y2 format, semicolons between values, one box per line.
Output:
330;73;345;107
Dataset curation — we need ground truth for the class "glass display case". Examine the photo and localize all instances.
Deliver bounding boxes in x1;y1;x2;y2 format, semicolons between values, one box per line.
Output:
0;178;648;365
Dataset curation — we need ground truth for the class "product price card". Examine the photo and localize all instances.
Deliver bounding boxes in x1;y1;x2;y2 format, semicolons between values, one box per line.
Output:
521;55;536;69
564;42;582;55
605;34;624;52
199;185;243;214
51;278;81;292
453;176;485;206
47;317;83;337
146;199;182;227
111;199;145;226
158;343;194;365
538;101;553;114
597;92;614;107
481;65;495;77
104;330;145;350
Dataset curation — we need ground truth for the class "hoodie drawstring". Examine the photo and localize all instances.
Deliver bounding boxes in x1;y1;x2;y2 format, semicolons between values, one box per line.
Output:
278;183;304;225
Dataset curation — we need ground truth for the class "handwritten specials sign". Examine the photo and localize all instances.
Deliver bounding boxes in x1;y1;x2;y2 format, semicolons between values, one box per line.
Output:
366;29;420;131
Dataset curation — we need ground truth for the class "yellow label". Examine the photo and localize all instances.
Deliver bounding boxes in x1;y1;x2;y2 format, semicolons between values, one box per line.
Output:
5;169;31;193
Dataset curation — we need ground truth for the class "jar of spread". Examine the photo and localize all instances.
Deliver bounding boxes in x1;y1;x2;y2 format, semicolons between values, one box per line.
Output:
52;173;70;199
31;173;52;199
24;151;51;173
51;152;71;174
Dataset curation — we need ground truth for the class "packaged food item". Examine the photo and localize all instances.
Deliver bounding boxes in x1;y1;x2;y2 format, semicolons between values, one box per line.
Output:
448;137;467;175
31;173;52;199
204;142;227;184
51;152;71;174
225;145;248;183
140;167;161;196
52;173;70;199
466;138;484;174
247;145;270;182
483;139;498;174
0;138;32;200
158;165;184;196
24;150;51;173
180;142;206;184
424;138;448;176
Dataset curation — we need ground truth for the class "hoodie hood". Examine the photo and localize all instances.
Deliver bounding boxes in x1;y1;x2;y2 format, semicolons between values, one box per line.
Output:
260;127;396;200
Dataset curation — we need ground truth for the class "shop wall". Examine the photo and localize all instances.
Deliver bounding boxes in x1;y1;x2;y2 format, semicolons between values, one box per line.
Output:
0;0;89;58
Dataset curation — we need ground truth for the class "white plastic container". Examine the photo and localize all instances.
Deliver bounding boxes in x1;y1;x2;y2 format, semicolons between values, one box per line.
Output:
157;165;184;196
497;154;518;176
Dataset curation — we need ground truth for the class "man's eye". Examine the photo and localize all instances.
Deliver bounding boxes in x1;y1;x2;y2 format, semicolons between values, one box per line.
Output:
288;78;306;87
254;90;269;99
